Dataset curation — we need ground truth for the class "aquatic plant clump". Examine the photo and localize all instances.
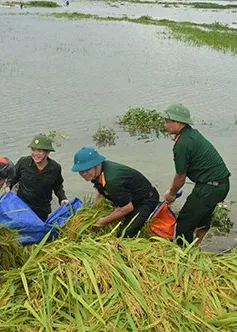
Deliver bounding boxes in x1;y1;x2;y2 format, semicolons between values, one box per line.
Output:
45;130;67;147
117;107;168;139
92;125;118;147
211;202;234;233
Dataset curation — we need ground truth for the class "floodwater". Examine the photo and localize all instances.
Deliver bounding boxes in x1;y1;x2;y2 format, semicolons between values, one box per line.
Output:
1;0;237;26
0;1;237;251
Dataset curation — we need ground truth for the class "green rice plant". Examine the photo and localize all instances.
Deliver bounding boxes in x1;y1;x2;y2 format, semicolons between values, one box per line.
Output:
92;124;118;147
50;13;237;55
61;197;118;241
1;236;237;330
0;225;25;270
161;20;237;55
86;0;237;10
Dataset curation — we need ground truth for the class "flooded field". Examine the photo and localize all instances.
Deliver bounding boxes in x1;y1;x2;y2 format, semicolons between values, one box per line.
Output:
0;1;237;250
1;0;237;26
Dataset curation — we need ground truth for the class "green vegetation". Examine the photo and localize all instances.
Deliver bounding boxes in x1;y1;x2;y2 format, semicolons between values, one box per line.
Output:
161;20;237;55
45;130;67;147
2;1;60;7
0;198;236;330
50;13;237;54
27;0;59;7
92;107;167;145
211;202;234;233
0;225;25;270
117;107;167;139
105;0;237;10
92;124;117;147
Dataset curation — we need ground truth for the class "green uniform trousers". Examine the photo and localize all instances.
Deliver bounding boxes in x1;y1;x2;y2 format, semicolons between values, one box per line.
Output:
176;179;230;245
117;188;160;238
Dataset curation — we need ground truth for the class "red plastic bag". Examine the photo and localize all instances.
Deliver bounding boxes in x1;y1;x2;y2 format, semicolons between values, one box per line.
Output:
149;201;176;239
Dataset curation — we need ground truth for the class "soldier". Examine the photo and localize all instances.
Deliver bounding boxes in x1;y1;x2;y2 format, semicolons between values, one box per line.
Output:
6;135;68;221
72;147;160;237
161;104;230;245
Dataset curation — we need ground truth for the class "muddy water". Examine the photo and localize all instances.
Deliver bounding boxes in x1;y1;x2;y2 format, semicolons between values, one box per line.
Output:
0;5;237;250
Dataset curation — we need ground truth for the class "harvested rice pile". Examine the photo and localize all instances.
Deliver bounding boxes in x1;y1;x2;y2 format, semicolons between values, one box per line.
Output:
0;225;25;270
0;201;237;331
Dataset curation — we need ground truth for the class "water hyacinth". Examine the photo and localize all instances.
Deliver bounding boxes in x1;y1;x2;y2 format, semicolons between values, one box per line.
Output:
211;202;233;233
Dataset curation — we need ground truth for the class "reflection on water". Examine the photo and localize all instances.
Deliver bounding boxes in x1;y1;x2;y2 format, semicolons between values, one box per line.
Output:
0;5;237;250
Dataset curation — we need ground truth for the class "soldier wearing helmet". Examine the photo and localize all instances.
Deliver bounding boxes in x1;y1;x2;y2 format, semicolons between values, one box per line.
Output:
161;104;230;245
72;147;160;237
0;157;15;190
6;134;68;221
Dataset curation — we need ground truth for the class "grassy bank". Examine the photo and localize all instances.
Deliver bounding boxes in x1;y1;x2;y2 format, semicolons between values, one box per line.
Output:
103;0;237;10
50;13;237;54
2;1;60;7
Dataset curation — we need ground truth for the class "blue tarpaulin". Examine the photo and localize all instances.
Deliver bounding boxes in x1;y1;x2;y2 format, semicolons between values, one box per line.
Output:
0;191;82;244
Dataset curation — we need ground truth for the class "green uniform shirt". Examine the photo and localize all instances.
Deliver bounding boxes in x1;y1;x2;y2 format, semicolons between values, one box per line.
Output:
173;126;230;183
7;156;67;215
92;161;153;207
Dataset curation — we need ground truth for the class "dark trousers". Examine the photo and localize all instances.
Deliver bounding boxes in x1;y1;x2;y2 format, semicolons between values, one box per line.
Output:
36;211;48;222
176;179;230;245
31;208;49;222
117;188;160;238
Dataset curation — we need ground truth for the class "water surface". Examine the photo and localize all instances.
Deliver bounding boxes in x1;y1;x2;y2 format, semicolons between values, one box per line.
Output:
0;6;237;250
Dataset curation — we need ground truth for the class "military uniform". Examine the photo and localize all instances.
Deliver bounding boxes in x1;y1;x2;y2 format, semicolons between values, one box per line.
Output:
92;161;160;237
7;134;67;221
162;104;230;244
7;156;67;221
174;126;230;243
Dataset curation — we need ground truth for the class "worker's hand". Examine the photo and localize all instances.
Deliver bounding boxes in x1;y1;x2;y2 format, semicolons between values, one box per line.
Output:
60;199;69;205
4;186;11;193
93;217;107;228
164;190;176;204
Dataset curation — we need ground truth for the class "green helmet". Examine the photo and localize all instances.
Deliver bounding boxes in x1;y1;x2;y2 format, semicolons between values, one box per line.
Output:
28;135;55;152
161;104;194;125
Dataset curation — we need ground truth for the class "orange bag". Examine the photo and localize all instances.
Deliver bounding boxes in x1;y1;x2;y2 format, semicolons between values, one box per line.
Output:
149;202;176;239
